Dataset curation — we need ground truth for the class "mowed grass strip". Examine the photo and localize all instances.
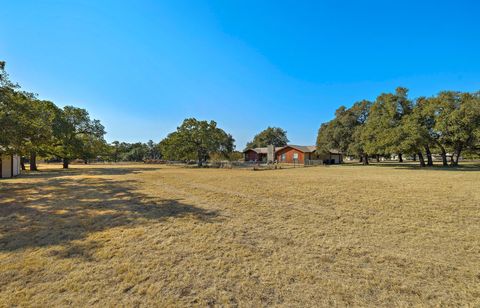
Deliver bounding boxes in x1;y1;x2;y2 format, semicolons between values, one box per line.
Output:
0;164;479;306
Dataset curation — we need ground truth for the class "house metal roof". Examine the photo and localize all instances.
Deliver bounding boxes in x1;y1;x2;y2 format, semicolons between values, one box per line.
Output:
284;145;317;153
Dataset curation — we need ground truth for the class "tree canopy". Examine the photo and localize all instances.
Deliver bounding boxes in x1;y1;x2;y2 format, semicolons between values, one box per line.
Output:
246;127;289;149
317;100;372;163
317;87;480;166
0;62;107;169
159;118;235;166
108;141;161;162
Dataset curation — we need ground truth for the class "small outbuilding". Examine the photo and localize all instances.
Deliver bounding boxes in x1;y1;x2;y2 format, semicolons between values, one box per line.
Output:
0;154;21;178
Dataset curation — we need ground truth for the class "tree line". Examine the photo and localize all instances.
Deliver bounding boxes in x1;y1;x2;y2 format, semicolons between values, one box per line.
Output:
0;62;107;169
0;62;239;169
110;140;161;162
317;87;480;166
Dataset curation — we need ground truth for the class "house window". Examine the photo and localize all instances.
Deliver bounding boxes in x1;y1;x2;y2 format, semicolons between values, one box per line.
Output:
281;153;286;161
293;153;298;160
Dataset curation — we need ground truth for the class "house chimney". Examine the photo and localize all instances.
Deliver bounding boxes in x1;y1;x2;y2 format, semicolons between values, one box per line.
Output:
267;144;275;162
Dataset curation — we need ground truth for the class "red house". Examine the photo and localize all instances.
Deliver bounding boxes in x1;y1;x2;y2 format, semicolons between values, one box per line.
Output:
244;145;342;164
243;147;269;162
275;145;312;164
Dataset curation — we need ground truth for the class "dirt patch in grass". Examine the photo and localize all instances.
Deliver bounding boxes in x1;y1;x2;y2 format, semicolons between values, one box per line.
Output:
0;164;479;306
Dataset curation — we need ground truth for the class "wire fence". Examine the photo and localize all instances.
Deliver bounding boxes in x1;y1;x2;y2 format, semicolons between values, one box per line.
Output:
169;159;334;170
58;158;336;170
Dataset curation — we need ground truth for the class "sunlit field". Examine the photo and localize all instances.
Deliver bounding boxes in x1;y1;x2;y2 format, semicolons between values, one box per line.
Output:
1;163;479;306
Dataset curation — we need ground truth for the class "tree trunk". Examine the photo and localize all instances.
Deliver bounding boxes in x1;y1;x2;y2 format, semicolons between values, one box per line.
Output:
376;155;380;162
359;156;363;163
398;153;403;163
452;146;462;166
63;158;69;169
439;146;448;166
197;151;203;167
454;150;462;166
418;152;426;167
363;154;369;165
425;145;433;166
30;151;38;171
20;157;26;170
412;154;417;161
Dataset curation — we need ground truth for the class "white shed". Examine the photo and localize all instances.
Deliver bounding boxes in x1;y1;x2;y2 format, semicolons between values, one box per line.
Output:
0;154;21;178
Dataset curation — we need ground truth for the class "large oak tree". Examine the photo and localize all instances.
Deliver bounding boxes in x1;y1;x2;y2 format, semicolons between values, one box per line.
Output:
51;106;106;168
159;118;235;166
246;127;289;149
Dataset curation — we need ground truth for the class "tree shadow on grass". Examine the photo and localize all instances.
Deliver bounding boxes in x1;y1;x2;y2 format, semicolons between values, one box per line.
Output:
343;162;480;172
20;165;164;178
393;164;480;172
0;170;218;253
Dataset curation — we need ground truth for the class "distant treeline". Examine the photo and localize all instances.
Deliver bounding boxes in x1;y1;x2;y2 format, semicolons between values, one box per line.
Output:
317;87;480;166
0;62;239;169
111;132;242;166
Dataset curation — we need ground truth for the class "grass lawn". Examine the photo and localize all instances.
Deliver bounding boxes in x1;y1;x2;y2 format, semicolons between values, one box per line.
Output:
0;163;479;306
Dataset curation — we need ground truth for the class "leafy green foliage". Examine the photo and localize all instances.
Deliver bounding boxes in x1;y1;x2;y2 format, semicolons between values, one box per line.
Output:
0;64;22;153
246;127;288;149
433;91;480;164
50;106;106;168
108;141;155;162
1;62;107;169
362;87;413;157
159;118;235;166
317;100;371;163
317;87;480;166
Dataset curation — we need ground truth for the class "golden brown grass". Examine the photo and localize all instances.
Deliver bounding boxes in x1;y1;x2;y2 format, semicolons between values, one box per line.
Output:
0;163;479;306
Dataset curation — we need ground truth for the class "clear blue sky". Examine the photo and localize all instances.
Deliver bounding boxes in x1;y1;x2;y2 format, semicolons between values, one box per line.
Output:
1;1;479;148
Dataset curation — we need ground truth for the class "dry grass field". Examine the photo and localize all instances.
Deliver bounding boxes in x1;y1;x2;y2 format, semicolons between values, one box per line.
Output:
0;163;479;306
